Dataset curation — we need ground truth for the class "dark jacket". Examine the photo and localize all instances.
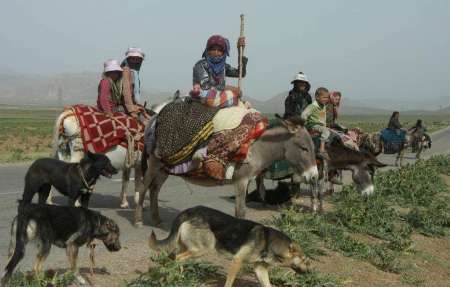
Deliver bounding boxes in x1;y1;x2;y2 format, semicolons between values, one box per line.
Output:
193;57;248;90
284;89;312;119
388;117;402;130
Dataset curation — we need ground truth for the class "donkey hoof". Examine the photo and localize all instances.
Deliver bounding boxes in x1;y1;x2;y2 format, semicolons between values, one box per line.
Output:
120;202;129;209
134;221;143;228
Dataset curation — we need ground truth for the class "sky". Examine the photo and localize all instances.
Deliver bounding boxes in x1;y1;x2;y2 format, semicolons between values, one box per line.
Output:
0;0;449;107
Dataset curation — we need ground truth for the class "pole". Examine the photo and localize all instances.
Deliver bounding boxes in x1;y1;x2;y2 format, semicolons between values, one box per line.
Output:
238;14;245;95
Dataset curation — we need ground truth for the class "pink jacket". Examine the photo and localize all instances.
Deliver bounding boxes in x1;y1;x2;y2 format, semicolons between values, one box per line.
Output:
97;79;117;113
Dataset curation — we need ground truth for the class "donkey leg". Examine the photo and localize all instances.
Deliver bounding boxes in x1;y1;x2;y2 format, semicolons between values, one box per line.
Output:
310;181;318;213
135;169;153;227
255;174;266;204
120;167;131;208
149;171;168;226
134;159;144;206
235;178;249;218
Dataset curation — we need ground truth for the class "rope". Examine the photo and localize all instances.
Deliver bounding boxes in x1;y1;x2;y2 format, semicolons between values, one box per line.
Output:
109;116;143;169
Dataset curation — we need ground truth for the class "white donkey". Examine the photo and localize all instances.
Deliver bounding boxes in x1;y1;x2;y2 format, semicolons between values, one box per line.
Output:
51;109;145;208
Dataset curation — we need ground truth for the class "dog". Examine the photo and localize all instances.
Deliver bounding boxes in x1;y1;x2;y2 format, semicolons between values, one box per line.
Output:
22;151;117;208
1;201;121;286
148;206;309;287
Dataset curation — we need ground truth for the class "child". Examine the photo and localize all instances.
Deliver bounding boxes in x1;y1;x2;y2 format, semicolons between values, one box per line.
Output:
301;87;330;158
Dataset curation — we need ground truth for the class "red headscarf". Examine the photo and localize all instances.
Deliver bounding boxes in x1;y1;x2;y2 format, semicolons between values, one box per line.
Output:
202;35;230;57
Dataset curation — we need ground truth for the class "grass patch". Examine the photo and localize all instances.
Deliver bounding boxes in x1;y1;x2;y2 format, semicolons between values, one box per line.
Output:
406;199;449;236
6;270;75;287
270;267;341;287
125;252;220;287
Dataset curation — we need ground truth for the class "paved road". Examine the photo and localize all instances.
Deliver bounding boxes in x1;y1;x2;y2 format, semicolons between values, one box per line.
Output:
0;127;448;274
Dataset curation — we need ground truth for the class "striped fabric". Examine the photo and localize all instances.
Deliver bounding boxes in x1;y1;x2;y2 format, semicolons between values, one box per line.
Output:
192;88;239;108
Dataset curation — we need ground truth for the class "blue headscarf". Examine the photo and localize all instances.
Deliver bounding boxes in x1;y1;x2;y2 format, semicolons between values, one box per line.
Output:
206;54;226;77
202;35;230;77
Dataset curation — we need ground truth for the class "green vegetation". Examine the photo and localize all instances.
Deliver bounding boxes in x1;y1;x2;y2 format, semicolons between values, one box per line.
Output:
0;106;59;163
125;252;220;287
6;270;75;287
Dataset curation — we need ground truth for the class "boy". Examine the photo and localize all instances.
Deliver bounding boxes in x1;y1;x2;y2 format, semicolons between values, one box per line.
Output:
301;87;330;158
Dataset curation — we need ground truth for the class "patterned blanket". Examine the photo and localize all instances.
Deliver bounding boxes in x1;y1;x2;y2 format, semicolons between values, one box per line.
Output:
68;105;145;153
155;100;218;166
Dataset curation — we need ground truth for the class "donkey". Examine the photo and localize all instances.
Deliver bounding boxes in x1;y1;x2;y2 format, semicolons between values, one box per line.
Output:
360;130;430;166
52;109;147;208
134;117;318;226
256;139;387;212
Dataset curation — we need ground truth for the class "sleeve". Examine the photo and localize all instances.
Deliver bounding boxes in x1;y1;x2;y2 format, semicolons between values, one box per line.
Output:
122;67;138;113
195;88;238;108
97;79;113;113
284;94;294;119
193;61;211;90
301;104;312;122
225;56;248;78
306;94;312;105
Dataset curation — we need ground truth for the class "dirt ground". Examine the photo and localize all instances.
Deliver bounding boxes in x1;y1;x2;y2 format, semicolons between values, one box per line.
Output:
45;186;450;287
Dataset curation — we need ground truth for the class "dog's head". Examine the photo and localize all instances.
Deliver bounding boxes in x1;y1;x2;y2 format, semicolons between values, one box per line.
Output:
96;216;121;252
85;151;118;178
269;232;310;274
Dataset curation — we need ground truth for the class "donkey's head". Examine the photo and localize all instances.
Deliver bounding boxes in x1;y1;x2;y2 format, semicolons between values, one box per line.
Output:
348;152;386;196
277;115;318;183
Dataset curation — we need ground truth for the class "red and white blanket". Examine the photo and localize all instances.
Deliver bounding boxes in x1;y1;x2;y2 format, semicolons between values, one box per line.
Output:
66;105;145;153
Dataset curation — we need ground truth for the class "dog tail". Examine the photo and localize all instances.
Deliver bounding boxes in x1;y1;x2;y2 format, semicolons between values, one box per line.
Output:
2;201;29;285
148;215;184;253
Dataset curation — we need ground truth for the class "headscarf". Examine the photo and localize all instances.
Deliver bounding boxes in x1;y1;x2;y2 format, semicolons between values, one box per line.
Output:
203;35;230;78
329;91;342;120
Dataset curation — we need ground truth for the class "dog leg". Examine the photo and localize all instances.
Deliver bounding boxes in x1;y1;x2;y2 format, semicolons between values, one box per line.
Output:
38;184;52;205
80;193;91;208
33;241;51;278
224;258;243;287
254;263;272;287
66;244;86;285
175;251;194;261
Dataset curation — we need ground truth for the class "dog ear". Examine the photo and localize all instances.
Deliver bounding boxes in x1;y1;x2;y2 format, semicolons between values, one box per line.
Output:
289;242;303;255
86;151;96;159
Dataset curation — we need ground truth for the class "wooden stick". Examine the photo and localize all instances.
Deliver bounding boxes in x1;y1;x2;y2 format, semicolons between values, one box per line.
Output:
238;14;245;95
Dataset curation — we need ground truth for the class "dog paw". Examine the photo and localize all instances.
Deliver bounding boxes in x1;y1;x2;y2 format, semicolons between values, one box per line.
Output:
134;221;143;228
74;273;87;285
120;202;129;209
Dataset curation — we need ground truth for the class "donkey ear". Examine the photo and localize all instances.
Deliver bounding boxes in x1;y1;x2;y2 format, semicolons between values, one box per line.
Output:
276;115;298;134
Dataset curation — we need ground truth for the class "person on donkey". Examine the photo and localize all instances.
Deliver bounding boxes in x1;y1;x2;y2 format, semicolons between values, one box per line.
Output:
121;47;146;119
190;34;248;108
301;87;331;159
97;59;126;116
409;119;432;150
284;72;312;119
187;34;266;181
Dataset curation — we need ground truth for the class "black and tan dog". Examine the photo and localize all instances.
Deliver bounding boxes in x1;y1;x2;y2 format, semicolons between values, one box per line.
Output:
149;206;309;287
1;201;121;286
22;151;117;208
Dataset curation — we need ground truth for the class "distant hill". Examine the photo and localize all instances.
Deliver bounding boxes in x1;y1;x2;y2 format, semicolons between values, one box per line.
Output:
0;72;174;107
0;72;447;116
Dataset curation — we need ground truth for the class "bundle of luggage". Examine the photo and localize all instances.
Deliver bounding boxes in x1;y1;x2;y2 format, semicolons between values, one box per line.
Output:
150;100;268;181
380;128;406;154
